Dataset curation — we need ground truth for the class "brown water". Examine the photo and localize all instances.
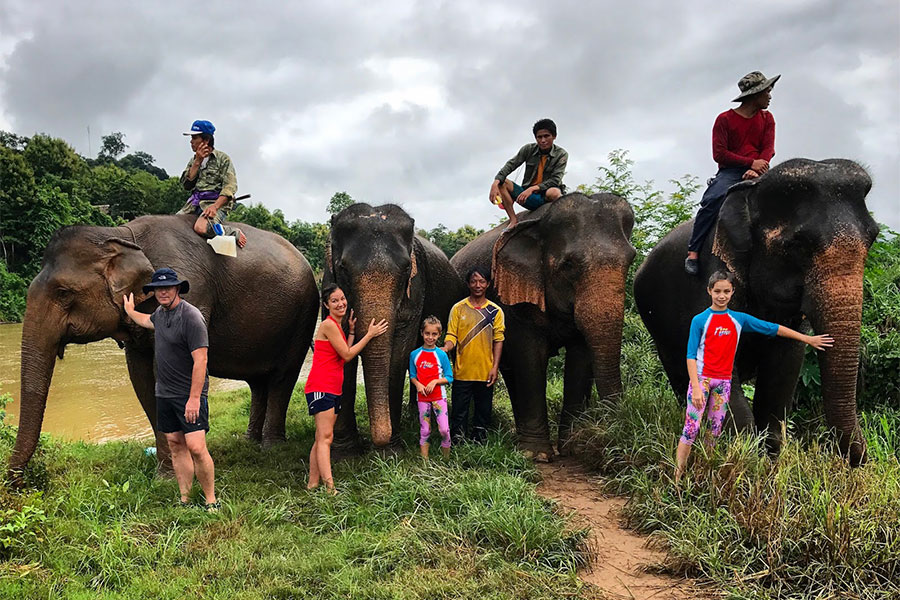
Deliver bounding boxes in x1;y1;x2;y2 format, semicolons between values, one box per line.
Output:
0;323;247;443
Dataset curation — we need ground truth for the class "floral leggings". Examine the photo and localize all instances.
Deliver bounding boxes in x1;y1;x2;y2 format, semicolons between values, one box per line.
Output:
418;399;451;448
680;377;732;445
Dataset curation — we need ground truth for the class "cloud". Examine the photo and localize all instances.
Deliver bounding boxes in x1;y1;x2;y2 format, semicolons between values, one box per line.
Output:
0;0;896;229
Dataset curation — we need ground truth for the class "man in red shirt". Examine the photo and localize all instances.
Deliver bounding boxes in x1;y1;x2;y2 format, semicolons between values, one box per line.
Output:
685;71;780;275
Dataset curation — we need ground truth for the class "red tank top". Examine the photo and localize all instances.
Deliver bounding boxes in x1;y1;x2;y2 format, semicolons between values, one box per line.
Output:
304;316;347;395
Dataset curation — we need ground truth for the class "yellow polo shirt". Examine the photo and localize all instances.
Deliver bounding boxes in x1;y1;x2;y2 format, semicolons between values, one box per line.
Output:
445;298;505;381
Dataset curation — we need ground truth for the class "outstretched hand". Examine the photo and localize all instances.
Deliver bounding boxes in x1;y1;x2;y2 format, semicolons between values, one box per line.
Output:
807;334;835;351
347;309;358;334
367;318;389;339
123;293;135;314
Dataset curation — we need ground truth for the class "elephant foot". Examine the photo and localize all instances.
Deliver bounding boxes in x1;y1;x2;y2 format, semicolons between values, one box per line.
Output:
261;436;287;450
332;436;365;461
243;429;263;444
521;449;553;463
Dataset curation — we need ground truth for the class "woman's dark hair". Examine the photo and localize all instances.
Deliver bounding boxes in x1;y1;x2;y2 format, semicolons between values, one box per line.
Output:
707;270;735;289
321;283;341;305
465;265;491;284
200;133;215;148
532;118;557;137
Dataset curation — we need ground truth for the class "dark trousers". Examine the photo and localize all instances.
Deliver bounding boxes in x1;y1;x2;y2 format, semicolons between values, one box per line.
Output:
450;380;494;443
687;167;746;252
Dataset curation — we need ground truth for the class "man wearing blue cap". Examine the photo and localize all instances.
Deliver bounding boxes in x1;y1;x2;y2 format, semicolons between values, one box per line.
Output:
178;120;246;248
123;268;219;512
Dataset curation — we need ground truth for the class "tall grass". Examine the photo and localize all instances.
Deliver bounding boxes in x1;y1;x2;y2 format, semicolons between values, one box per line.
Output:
0;389;594;599
572;314;900;600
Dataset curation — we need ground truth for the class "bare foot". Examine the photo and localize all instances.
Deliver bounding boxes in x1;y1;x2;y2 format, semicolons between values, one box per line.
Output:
237;230;247;248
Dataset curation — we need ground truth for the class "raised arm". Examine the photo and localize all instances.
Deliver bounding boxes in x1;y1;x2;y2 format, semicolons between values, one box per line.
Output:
776;325;833;351
123;293;153;330
322;316;388;362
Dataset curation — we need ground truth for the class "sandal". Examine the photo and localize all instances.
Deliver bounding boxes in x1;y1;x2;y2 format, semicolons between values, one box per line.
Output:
203;501;221;514
175;499;192;508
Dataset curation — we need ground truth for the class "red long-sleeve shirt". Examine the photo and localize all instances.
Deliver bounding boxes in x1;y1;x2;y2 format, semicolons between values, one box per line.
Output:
711;109;775;169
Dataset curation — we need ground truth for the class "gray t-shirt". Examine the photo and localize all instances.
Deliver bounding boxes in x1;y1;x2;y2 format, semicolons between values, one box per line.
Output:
150;300;209;399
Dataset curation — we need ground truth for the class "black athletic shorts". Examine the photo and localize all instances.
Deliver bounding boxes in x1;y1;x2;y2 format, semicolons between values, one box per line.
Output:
306;392;341;416
157;396;209;434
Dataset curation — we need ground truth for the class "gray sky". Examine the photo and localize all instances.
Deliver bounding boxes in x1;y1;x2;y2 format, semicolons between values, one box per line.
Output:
1;0;897;230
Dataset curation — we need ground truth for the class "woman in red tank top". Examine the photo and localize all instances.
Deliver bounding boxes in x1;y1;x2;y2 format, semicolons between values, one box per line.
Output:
306;284;388;493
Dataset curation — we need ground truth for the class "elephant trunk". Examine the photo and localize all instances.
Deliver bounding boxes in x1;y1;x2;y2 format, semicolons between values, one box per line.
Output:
353;271;402;447
807;237;869;466
8;303;63;477
574;265;627;402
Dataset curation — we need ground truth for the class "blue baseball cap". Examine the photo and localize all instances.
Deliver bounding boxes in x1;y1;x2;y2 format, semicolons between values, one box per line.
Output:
182;120;215;136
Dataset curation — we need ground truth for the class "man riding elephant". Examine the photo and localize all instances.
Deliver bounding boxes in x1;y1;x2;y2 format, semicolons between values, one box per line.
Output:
178;119;247;248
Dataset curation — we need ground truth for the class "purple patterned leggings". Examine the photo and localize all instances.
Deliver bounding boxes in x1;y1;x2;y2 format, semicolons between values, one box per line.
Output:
419;399;451;448
680;377;732;446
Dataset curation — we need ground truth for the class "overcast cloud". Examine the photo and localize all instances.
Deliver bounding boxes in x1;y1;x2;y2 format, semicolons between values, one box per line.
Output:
1;0;897;230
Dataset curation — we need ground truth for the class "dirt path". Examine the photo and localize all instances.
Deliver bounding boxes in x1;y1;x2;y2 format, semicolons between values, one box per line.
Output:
536;458;703;600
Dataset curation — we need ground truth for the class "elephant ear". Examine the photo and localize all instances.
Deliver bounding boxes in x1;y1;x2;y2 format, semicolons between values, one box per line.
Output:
712;180;756;283
491;221;544;310
101;238;154;308
406;246;418;299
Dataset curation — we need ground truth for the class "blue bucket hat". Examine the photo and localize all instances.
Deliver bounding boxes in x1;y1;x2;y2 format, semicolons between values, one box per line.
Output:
182;119;215;136
142;267;190;294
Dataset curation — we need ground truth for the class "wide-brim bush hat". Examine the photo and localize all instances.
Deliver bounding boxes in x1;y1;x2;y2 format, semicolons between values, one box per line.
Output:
732;71;781;102
182;120;215;136
143;267;190;294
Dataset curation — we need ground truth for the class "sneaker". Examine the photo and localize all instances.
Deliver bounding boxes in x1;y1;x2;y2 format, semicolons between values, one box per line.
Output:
684;257;699;276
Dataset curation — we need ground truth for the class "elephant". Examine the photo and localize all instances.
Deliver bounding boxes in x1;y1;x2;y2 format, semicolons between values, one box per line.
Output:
9;214;319;479
324;203;466;452
450;192;636;460
634;158;879;466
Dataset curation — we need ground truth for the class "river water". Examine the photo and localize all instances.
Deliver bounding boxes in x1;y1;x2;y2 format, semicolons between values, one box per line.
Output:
0;323;247;442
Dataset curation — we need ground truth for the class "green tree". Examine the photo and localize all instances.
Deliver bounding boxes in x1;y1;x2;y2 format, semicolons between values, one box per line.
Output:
0;146;37;271
0;130;28;151
327;191;355;216
22;134;87;182
118;151;169;180
98;132;128;161
420;224;484;259
78;165;146;221
579;149;700;256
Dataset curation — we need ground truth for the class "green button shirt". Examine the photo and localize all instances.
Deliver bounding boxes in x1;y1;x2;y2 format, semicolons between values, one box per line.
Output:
495;143;568;192
179;149;238;199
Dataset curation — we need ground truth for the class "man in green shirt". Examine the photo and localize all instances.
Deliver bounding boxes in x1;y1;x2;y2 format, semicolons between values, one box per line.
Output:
490;119;568;229
178;120;246;248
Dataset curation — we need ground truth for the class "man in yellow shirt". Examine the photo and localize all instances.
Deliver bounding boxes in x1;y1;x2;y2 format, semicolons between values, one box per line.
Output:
443;266;505;443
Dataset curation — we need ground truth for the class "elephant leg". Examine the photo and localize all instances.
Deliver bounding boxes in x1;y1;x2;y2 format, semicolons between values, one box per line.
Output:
725;371;754;435
388;364;408;450
124;347;171;475
245;377;267;443
753;338;805;456
507;332;552;458
261;369;300;448
333;356;362;457
558;343;592;455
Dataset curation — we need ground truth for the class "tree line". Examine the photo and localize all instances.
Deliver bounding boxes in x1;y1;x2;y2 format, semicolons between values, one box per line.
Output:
0;132;482;322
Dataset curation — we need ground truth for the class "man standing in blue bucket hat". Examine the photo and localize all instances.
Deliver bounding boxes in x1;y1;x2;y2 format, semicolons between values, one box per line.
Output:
178;120;247;249
123;267;220;512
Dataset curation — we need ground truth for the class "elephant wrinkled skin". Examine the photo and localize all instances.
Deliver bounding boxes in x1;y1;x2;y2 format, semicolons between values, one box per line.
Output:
634;158;878;466
9;214;319;480
324;203;466;452
451;192;636;459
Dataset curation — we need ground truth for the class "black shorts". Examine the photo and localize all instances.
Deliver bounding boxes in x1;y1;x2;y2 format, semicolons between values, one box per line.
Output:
157;396;209;434
306;392;341;415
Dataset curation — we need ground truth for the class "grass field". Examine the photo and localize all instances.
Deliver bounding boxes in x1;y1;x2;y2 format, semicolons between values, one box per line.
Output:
1;315;897;599
0;387;596;600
